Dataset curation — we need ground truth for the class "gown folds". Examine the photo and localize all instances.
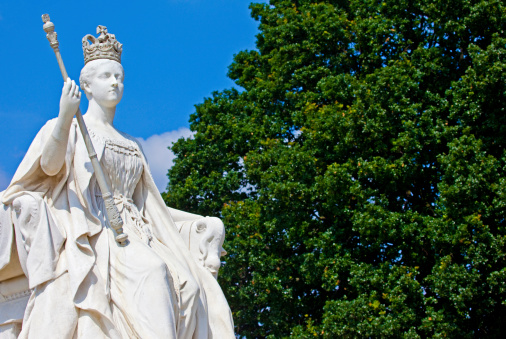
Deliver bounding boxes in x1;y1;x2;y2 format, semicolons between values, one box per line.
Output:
0;118;234;338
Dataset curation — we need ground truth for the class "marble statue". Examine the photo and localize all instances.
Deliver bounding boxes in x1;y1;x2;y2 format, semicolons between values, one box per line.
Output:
0;21;234;339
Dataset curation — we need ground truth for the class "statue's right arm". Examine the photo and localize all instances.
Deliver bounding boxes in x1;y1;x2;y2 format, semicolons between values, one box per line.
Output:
40;79;81;176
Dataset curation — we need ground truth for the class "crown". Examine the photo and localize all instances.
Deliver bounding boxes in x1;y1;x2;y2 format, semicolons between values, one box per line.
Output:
82;25;122;65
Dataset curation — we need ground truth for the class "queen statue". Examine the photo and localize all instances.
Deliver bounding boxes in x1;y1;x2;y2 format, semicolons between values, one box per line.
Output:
0;23;235;339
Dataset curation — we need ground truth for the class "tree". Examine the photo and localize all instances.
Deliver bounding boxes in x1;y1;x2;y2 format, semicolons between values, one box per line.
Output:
164;0;506;337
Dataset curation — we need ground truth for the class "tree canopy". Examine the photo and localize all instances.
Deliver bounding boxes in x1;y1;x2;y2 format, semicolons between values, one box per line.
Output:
164;0;506;337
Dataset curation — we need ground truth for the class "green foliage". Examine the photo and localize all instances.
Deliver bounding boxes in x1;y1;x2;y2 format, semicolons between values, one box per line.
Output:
165;0;506;337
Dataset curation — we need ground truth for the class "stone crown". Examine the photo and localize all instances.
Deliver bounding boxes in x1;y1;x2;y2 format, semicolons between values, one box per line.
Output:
82;25;122;65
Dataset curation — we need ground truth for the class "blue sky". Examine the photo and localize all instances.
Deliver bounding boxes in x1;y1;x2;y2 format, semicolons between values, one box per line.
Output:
0;0;264;191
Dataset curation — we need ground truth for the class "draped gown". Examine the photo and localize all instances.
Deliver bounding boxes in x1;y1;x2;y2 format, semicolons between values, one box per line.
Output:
0;118;237;338
90;129;183;338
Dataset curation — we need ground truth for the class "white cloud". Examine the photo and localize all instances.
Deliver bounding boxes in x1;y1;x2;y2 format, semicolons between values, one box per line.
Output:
137;128;194;192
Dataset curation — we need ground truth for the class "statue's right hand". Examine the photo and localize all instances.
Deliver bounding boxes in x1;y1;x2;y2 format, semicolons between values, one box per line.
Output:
41;78;80;176
59;78;81;120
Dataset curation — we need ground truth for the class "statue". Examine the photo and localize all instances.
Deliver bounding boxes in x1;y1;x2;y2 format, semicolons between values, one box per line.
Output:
0;17;234;339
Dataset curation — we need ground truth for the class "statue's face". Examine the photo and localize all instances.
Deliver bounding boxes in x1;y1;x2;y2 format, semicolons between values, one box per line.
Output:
85;60;124;108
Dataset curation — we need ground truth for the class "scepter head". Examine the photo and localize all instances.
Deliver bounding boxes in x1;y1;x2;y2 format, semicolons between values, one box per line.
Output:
42;14;59;50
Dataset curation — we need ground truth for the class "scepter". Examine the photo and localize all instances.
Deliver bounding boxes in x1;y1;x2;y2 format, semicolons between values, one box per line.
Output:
41;14;128;245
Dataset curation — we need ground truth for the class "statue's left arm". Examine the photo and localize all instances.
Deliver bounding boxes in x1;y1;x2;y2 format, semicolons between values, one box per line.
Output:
167;207;202;222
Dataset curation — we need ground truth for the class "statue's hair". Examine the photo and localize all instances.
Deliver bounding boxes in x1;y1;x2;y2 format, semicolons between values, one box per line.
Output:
79;59;124;99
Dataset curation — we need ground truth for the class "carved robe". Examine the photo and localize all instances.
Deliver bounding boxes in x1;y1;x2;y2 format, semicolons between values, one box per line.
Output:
0;118;234;338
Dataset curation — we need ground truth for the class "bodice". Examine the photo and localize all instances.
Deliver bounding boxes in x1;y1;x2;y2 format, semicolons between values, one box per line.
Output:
102;138;143;199
89;128;153;242
89;128;144;199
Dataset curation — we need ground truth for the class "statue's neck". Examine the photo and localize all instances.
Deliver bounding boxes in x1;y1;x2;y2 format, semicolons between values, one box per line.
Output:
84;100;116;127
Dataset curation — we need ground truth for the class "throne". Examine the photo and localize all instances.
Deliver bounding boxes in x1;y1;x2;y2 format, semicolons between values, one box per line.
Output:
0;194;227;338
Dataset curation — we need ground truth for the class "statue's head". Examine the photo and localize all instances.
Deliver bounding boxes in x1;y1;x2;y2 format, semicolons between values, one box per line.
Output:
79;26;124;106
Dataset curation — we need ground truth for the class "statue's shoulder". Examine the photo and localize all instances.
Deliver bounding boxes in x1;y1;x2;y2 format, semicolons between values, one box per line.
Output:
28;118;60;144
40;117;59;130
38;117;78;135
